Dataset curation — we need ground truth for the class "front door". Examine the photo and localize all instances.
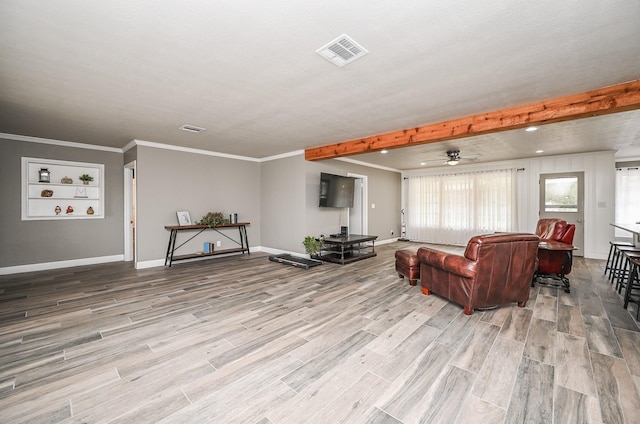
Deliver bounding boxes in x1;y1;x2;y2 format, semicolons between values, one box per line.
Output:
539;172;584;256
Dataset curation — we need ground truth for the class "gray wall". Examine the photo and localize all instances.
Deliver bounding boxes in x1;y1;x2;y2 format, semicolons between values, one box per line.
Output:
0;137;124;267
320;160;402;240
135;146;261;262
260;155;306;252
1;139;401;269
260;154;402;254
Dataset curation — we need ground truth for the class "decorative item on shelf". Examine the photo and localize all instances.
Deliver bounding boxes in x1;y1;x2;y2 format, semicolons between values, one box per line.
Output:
303;236;323;258
61;176;73;184
78;174;93;185
55;205;62;215
74;187;87;198
40;189;54;197
176;210;192;226
38;168;51;183
66;206;74;214
198;211;227;227
86;206;95;215
229;213;238;224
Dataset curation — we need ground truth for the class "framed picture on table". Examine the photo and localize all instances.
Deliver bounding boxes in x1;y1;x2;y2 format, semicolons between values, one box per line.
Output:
176;211;192;226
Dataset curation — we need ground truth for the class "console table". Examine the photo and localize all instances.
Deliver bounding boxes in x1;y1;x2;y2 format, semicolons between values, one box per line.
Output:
317;234;378;265
164;223;249;267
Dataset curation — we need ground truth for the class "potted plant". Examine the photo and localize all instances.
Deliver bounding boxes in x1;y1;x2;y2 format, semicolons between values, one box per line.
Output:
197;211;227;227
303;236;323;258
79;174;94;185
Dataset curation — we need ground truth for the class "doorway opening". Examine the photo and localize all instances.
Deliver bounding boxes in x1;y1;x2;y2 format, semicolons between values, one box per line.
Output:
348;173;368;235
124;161;136;264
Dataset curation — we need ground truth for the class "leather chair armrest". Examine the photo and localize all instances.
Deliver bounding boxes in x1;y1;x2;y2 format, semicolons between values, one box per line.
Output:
417;247;477;278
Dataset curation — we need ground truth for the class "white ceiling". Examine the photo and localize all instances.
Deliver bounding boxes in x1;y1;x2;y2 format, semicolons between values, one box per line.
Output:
1;1;639;170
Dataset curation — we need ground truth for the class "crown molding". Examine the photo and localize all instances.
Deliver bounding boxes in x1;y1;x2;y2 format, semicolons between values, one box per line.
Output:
0;132;123;153
336;157;401;173
130;139;261;162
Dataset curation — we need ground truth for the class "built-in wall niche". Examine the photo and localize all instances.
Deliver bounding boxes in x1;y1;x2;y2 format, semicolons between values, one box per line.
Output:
21;157;105;220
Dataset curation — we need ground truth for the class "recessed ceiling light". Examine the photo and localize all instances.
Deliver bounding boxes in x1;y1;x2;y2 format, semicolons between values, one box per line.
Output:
536;150;544;154
381;150;388;154
420;162;426;166
525;126;538;132
179;124;206;133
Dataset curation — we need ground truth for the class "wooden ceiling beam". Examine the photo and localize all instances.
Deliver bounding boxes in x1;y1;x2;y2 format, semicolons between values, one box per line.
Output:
305;80;640;161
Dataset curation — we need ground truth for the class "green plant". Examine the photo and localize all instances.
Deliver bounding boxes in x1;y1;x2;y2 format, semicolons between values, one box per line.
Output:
198;211;227;226
78;174;93;182
302;236;323;256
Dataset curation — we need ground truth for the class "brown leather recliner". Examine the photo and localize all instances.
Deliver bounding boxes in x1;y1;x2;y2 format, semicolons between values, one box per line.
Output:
417;233;540;315
535;218;576;275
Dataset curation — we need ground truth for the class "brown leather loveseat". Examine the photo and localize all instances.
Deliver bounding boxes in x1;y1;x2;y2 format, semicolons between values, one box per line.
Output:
417;233;540;315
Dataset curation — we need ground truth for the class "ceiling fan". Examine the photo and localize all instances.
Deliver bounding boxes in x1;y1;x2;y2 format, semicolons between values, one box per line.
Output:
420;150;479;166
444;150;462;165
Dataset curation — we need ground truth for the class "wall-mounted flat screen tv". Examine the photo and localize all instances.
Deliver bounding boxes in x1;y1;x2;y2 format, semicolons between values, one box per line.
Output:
319;172;356;208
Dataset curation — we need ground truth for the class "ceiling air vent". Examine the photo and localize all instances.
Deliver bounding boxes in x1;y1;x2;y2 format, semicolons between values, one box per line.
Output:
316;34;368;67
179;124;206;133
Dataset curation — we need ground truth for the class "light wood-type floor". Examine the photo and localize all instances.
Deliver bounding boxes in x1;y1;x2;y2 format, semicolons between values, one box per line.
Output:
1;242;640;423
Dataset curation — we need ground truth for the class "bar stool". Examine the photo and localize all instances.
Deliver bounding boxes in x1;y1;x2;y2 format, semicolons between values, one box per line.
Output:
623;256;640;321
616;250;640;294
605;241;634;278
610;245;640;285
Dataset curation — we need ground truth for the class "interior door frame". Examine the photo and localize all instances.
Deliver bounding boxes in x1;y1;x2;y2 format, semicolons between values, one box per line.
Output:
123;160;136;264
539;171;584;256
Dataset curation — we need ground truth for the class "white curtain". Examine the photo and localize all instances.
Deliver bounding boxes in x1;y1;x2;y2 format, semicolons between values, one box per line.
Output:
615;167;640;238
406;168;517;245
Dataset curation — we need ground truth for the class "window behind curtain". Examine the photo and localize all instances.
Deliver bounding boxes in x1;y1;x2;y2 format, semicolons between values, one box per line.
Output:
615;167;640;238
406;168;517;245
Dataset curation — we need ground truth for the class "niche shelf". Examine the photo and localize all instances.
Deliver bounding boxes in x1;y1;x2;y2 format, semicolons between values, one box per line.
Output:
21;157;105;220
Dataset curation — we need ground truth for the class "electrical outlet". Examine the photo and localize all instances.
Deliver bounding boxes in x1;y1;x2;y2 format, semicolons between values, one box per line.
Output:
391;230;394;235
216;241;221;247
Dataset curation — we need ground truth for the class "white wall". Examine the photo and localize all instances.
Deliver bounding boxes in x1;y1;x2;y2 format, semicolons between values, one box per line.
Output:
402;151;616;259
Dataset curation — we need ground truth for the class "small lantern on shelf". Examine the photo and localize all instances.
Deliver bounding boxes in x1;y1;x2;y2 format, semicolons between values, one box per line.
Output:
38;168;51;183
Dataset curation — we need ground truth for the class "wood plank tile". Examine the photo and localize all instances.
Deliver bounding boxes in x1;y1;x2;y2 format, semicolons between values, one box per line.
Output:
0;247;639;423
555;332;597;396
456;394;506;424
504;357;554;424
613;327;640;377
554;385;602;424
591;350;640;424
558;303;586;337
602;301;640;332
532;294;558;322
582;315;624;358
307;371;390;423
472;337;524;408
411;365;475;423
450;321;500;373
281;330;377;392
499;306;533;343
523;318;556;365
376;343;455;421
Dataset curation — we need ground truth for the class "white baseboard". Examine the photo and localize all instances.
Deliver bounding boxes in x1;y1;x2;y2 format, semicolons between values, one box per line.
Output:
376;237;398;245
0;255;124;275
135;259;166;269
137;246;268;269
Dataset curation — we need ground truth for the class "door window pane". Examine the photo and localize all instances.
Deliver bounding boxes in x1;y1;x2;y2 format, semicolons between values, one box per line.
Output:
544;177;578;212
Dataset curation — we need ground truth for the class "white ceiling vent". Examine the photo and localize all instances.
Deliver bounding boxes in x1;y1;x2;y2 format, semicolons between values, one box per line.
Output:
179;124;206;133
316;34;368;67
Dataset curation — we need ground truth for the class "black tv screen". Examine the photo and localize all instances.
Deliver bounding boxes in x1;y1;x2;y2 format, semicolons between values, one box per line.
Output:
319;172;356;208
